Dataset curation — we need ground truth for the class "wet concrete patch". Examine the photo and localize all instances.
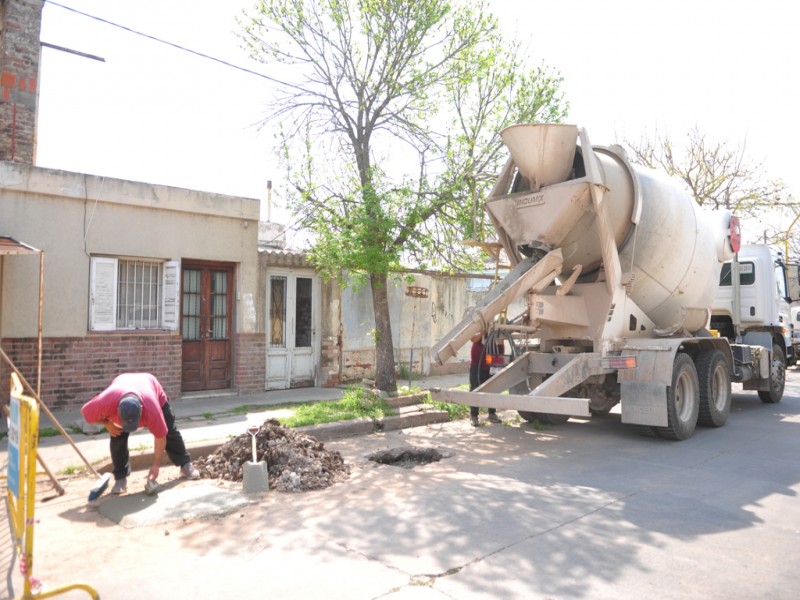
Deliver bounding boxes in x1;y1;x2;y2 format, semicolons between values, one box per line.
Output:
367;446;450;469
99;483;251;528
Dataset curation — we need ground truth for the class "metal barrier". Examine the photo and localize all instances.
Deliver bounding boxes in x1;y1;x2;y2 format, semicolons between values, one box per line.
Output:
6;373;99;599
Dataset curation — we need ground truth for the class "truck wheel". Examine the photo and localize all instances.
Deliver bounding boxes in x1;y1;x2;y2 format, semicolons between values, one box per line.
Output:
758;343;785;404
518;411;569;425
696;349;731;427
656;353;699;441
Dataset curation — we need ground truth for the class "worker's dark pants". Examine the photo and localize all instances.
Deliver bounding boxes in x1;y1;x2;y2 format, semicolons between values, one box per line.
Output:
469;364;496;418
110;401;191;481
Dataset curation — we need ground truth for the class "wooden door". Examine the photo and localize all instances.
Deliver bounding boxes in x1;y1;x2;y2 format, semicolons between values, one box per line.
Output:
181;263;233;392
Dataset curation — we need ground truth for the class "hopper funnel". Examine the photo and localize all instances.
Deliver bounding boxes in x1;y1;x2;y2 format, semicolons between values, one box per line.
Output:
501;124;578;191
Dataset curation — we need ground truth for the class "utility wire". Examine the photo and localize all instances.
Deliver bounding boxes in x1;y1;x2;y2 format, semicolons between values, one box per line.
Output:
44;0;282;85
45;1;307;241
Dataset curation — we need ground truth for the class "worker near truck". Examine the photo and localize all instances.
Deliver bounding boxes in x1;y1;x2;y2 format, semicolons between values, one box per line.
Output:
81;372;199;494
469;332;502;426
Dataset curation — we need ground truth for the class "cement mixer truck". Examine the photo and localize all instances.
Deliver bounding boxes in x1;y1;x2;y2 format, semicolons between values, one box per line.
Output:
430;123;789;440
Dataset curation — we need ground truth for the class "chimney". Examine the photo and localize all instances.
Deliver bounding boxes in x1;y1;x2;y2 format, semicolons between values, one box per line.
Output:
1;0;44;164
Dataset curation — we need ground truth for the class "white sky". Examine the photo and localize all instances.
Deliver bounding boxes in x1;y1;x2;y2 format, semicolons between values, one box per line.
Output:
36;0;799;244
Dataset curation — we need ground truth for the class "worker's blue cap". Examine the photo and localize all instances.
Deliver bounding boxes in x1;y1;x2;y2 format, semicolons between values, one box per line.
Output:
118;393;142;433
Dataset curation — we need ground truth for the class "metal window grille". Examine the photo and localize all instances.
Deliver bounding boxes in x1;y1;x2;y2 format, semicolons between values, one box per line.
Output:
117;259;163;329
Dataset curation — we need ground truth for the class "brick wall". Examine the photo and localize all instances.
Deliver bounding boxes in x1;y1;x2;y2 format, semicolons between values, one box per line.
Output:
235;332;265;394
320;334;341;387
0;0;44;163
0;334;182;410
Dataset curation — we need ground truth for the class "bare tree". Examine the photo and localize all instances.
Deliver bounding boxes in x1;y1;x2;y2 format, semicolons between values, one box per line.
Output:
624;126;795;219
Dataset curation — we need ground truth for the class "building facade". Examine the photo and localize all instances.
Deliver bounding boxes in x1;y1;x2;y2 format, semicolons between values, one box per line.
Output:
1;0;496;412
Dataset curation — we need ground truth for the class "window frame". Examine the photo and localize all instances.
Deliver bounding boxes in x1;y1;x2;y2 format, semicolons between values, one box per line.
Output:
89;256;179;331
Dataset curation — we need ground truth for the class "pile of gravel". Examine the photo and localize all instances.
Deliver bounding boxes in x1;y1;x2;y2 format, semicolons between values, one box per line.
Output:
196;418;350;492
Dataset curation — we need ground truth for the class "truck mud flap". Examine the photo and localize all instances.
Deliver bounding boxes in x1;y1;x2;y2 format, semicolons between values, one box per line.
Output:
619;382;668;427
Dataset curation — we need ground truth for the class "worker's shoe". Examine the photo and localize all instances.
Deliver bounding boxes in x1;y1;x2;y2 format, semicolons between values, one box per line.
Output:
470;415;480;427
111;478;127;494
180;463;200;480
488;413;502;424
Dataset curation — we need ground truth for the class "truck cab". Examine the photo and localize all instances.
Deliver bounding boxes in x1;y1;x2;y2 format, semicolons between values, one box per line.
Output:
710;244;793;365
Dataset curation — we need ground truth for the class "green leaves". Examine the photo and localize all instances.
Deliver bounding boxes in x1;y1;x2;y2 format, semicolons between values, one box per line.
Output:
241;0;568;389
242;1;567;277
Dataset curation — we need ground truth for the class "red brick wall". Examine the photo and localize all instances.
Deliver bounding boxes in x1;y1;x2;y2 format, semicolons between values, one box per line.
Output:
0;334;182;410
0;0;44;163
320;335;341;387
235;332;265;394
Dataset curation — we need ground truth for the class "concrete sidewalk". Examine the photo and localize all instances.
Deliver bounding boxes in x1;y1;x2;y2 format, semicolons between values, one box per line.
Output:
1;372;469;478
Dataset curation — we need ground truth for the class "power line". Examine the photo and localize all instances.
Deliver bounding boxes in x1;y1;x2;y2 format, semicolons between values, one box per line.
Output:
44;0;282;85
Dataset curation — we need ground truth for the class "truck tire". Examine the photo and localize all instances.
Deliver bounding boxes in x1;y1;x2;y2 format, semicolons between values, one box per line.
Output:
656;352;699;441
758;343;785;404
696;349;731;427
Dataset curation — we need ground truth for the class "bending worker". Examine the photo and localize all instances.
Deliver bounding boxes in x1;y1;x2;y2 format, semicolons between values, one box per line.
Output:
81;372;199;494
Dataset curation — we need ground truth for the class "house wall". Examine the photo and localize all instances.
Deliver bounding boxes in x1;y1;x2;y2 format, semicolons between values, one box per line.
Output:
335;273;527;384
0;161;261;408
258;247;511;389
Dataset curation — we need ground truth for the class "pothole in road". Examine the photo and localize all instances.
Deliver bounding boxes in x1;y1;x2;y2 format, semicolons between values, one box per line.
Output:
367;446;446;469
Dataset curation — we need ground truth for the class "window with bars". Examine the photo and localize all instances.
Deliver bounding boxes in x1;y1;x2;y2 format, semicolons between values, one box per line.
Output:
90;256;179;331
117;259;162;329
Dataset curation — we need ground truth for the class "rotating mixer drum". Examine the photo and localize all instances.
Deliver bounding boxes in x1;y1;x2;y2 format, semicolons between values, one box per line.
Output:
487;124;734;334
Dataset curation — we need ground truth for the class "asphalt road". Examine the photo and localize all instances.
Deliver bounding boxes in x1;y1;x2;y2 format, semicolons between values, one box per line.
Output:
8;370;800;599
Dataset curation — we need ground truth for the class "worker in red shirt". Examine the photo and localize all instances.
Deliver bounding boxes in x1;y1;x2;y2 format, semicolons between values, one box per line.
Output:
81;372;199;494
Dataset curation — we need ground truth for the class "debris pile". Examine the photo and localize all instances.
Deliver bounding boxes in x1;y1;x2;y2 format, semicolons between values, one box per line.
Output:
197;419;350;492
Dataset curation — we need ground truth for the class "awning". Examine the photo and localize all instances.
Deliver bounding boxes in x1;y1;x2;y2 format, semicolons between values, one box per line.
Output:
0;236;41;255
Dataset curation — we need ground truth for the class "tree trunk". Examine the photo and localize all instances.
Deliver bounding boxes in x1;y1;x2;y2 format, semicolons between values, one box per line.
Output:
370;272;397;393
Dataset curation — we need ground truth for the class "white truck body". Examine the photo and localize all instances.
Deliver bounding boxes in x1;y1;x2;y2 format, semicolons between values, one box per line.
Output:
710;245;793;369
430;124;788;440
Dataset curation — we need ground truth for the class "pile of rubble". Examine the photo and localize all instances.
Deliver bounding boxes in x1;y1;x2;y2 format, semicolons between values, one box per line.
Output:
196;419;350;492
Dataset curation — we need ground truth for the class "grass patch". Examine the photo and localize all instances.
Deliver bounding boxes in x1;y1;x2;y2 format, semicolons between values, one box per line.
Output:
396;364;423;382
430;400;470;421
428;383;473;421
37;424;83;438
279;385;396;428
59;465;86;476
201;412;215;420
396;384;423;395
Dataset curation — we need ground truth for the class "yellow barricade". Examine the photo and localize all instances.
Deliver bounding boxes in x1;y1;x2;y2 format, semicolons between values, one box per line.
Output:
6;373;99;599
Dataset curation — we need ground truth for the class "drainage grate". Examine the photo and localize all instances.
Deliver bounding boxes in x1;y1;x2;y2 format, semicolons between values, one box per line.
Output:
367;446;445;469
